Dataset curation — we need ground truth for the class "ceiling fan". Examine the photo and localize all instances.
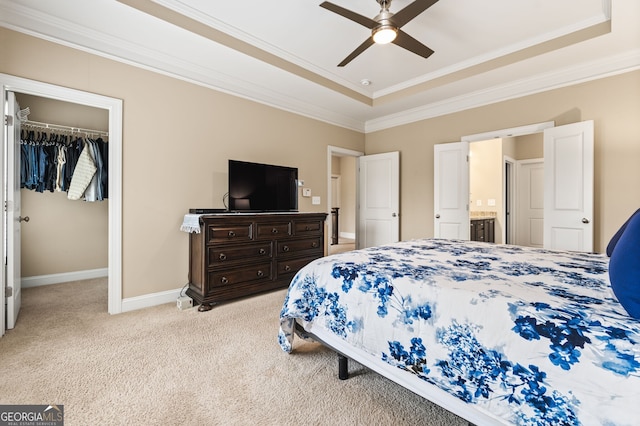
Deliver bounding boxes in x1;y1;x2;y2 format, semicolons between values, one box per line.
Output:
320;0;439;67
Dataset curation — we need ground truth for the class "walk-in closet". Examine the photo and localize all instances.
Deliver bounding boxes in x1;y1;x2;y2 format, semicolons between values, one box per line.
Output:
16;93;109;298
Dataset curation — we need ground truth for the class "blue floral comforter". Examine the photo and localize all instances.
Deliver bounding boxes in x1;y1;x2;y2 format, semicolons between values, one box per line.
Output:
278;239;640;425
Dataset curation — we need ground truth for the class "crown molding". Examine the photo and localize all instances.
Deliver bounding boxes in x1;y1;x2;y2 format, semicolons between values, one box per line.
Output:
365;49;640;133
0;1;367;132
1;0;637;134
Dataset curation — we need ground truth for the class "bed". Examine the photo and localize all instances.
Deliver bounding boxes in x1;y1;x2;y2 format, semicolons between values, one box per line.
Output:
278;238;640;425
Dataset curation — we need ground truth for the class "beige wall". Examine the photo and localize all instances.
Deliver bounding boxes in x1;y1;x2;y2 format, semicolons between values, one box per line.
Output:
1;28;364;298
366;69;640;253
3;26;639;301
515;133;543;160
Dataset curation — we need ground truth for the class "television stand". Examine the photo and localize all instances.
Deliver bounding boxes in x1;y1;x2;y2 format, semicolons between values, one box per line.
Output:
186;212;327;309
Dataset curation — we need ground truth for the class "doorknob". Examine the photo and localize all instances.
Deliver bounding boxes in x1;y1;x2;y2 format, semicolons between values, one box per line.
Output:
392;212;397;217
582;218;590;224
18;216;30;223
435;214;440;219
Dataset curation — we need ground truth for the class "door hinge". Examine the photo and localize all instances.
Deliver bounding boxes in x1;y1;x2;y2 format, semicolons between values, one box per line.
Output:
5;286;12;297
4;115;13;126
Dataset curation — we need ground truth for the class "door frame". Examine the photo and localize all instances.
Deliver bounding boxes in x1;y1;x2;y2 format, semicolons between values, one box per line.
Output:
327;146;363;250
503;155;516;244
1;74;123;319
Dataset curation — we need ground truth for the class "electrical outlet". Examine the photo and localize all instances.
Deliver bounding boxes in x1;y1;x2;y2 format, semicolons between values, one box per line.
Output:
177;296;193;310
302;188;312;197
312;196;321;205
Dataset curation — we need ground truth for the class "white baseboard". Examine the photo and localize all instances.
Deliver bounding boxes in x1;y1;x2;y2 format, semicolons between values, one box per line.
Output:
23;269;188;313
22;268;109;288
339;231;356;240
121;287;185;313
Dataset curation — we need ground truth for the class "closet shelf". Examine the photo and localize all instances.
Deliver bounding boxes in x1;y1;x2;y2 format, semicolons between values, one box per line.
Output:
22;120;108;138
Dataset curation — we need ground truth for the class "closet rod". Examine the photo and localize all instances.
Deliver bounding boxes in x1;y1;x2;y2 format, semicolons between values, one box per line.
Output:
22;120;109;137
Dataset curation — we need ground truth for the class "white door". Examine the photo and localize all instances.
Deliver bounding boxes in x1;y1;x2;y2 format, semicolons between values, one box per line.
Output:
516;159;544;248
543;120;594;252
434;142;469;240
5;91;22;329
357;152;399;249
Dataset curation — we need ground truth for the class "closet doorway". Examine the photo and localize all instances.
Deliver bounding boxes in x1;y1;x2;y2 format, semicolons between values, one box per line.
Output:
1;74;123;337
17;93;109;288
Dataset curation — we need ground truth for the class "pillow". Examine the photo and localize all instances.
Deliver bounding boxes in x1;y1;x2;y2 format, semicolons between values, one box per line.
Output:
609;210;640;319
607;209;640;257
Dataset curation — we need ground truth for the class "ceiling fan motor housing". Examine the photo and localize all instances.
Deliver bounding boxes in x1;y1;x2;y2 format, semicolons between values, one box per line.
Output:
376;0;393;10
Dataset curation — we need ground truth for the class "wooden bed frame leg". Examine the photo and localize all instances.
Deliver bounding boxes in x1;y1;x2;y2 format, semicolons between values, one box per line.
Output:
338;355;349;380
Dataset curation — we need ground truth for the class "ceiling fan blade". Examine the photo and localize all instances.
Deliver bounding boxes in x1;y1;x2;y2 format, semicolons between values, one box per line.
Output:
392;29;434;59
391;0;439;28
320;1;378;29
338;38;375;67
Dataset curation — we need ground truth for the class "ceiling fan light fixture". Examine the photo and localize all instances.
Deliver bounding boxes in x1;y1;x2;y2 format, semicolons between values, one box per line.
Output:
372;25;397;44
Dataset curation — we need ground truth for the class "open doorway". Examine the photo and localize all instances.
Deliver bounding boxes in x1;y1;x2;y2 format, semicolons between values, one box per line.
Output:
16;93;110;289
469;133;544;246
1;74;123;338
327;146;362;255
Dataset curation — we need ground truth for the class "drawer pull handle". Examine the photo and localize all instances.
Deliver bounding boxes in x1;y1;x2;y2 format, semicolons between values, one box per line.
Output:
305;225;311;231
219;253;227;261
272;228;278;234
284;265;291;272
282;245;290;252
220;277;229;285
258;248;266;255
228;231;236;238
311;242;318;248
257;270;264;277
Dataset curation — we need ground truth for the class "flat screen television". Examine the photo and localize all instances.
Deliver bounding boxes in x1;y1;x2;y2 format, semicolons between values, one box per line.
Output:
228;160;298;212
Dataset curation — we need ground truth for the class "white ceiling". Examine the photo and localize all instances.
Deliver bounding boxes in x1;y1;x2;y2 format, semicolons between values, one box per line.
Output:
1;0;639;132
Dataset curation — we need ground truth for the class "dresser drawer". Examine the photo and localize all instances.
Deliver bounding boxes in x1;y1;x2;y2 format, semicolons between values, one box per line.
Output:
207;242;272;267
294;219;323;235
208;262;273;289
256;221;292;239
206;223;253;243
277;256;318;279
276;237;322;257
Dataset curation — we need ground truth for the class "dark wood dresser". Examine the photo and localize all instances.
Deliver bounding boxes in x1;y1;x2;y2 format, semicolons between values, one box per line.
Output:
186;212;327;310
470;217;495;243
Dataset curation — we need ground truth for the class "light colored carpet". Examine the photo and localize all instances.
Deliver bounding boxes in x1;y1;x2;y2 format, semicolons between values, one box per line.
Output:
329;238;356;256
0;279;468;425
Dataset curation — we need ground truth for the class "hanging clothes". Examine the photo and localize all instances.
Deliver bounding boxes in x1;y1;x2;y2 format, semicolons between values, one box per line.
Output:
55;141;66;192
20;128;108;201
82;138;106;202
67;141;97;200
